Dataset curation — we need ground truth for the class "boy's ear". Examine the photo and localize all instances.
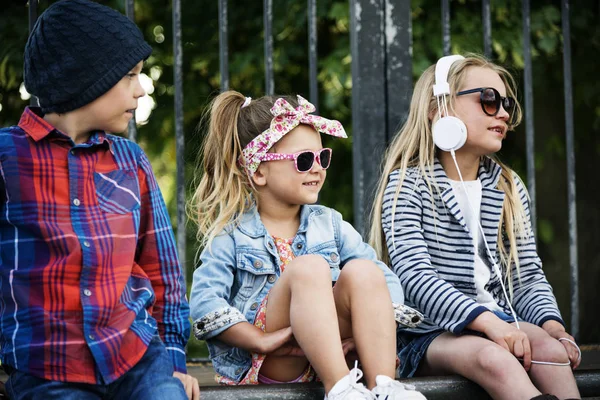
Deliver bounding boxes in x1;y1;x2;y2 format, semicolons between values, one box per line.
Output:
251;166;267;187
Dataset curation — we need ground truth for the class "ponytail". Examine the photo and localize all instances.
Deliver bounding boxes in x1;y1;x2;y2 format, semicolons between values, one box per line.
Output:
188;91;254;249
188;91;299;250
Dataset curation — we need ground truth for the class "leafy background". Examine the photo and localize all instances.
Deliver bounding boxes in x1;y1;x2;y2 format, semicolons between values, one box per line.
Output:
1;0;598;357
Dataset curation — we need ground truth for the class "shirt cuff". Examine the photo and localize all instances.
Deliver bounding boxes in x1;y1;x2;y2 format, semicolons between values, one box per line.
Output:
393;302;423;328
538;315;565;329
193;306;246;340
453;305;489;334
165;344;187;373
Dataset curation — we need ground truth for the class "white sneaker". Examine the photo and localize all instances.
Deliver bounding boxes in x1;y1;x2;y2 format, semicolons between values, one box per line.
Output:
324;362;375;400
371;375;427;399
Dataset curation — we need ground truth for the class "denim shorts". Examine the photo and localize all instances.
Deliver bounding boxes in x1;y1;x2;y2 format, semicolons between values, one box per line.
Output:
397;309;520;378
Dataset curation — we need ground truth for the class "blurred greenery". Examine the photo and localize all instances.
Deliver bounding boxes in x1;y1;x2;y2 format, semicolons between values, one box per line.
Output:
0;0;598;359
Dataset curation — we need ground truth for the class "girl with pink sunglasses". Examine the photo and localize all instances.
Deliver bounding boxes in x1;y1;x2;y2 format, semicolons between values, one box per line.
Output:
189;90;426;400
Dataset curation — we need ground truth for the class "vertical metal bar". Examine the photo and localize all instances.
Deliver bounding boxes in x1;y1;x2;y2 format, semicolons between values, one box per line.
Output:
350;0;386;235
384;0;412;141
172;0;186;287
441;0;451;55
28;0;40;107
263;0;274;95
482;0;492;58
561;0;579;339
522;0;537;237
125;0;138;142
307;0;318;111
219;0;229;91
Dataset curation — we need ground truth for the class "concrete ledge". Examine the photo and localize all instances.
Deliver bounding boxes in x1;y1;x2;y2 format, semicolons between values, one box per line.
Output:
198;369;600;400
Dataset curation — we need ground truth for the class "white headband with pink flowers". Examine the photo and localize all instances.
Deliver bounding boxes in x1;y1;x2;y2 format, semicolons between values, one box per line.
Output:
239;95;347;176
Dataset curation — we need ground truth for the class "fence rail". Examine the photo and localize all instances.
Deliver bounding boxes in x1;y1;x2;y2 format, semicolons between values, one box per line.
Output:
25;0;583;345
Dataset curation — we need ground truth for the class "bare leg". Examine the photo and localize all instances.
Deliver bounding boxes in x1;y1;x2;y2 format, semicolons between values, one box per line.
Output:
421;332;542;400
515;322;580;399
332;259;396;389
259;255;349;392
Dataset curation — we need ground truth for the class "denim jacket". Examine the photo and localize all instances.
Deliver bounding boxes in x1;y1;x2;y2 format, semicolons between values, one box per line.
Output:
189;204;409;382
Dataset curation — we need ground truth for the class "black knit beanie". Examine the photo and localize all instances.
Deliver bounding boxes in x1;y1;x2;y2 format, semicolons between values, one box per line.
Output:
24;0;153;114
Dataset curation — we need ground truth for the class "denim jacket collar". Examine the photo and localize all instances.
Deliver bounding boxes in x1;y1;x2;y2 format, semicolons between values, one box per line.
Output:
237;204;319;239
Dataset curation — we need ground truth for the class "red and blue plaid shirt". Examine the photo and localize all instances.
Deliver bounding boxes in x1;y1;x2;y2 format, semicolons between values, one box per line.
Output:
0;108;190;384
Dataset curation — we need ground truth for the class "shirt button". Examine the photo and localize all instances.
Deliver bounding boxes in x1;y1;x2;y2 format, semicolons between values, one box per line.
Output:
330;253;339;262
88;334;95;341
267;275;276;283
83;240;91;248
73;198;81;206
83;289;92;296
253;260;263;269
296;243;303;249
250;302;258;310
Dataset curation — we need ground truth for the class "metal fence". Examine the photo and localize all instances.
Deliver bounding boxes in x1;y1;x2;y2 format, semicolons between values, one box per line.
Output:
25;0;581;341
216;0;581;339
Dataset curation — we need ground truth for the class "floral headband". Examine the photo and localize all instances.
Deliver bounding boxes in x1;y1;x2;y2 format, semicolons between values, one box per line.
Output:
239;95;347;176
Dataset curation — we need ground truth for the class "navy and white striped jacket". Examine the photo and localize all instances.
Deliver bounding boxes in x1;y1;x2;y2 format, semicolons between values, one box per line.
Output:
382;157;564;335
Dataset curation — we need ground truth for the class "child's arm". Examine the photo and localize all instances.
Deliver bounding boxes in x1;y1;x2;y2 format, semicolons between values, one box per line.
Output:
509;174;564;327
190;232;246;340
189;234;300;355
136;151;190;374
383;171;488;333
332;209;405;305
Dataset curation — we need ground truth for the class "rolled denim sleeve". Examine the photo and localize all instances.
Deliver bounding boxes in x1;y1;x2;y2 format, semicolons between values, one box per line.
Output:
332;210;405;304
190;233;246;340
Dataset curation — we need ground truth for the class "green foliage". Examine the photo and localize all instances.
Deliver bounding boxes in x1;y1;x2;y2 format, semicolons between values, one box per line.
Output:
1;0;598;347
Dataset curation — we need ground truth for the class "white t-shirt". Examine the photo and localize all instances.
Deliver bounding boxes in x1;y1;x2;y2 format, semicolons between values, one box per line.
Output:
450;179;501;311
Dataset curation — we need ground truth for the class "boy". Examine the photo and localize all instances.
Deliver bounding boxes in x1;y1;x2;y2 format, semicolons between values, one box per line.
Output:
0;1;199;399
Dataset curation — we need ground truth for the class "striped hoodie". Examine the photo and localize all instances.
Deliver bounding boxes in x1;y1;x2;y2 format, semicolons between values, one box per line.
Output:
381;157;564;334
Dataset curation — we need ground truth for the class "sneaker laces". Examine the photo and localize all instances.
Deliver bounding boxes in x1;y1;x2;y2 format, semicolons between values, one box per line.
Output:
329;361;375;399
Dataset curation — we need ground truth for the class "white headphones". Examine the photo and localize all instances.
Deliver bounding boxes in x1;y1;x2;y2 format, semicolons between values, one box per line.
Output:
432;55;467;152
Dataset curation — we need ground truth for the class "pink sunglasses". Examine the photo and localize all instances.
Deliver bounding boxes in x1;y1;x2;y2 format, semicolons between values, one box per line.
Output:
257;148;332;172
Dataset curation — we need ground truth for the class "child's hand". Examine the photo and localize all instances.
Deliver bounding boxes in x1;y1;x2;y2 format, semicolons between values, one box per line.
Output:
542;320;581;369
259;326;304;356
173;372;200;400
470;312;532;370
484;320;532;371
341;337;356;356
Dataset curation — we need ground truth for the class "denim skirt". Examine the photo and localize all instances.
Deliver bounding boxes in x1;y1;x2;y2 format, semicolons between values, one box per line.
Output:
397;309;520;377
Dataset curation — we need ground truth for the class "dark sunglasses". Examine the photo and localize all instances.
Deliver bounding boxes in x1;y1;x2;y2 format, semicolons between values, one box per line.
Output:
259;148;332;172
456;87;516;119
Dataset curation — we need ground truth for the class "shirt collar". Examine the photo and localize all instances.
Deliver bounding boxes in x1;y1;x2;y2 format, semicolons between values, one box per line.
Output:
18;106;112;148
18;107;55;142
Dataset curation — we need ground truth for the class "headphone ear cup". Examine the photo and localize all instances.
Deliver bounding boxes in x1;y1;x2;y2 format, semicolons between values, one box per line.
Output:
432;116;467;152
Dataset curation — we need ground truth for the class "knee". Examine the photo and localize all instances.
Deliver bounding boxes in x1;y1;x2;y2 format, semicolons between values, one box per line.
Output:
286;254;331;283
474;344;519;380
338;259;386;289
530;336;570;365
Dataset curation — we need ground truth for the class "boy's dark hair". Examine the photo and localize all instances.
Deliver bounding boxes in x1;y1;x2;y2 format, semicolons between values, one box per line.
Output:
24;0;152;113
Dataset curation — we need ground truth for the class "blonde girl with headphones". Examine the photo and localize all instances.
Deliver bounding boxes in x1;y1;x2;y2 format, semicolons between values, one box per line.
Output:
369;54;581;400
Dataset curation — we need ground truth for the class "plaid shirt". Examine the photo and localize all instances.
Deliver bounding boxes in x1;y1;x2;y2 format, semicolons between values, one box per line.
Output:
0;108;190;384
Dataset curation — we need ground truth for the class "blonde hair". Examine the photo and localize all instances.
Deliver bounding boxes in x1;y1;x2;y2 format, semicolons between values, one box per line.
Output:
188;90;298;249
368;54;528;299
